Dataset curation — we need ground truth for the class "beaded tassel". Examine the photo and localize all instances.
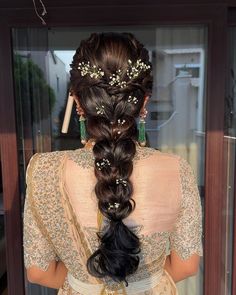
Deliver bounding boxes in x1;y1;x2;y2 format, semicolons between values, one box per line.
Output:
138;117;146;146
79;115;87;144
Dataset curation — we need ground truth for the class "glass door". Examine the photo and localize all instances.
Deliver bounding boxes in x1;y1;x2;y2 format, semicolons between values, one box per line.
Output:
12;26;207;295
0;156;7;294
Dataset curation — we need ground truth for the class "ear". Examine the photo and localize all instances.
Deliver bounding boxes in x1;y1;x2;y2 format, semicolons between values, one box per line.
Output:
142;95;149;109
141;95;149;113
72;93;79;105
72;94;85;114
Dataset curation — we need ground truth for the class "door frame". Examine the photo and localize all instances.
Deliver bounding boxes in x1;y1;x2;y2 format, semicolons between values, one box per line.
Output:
0;3;229;295
226;8;236;295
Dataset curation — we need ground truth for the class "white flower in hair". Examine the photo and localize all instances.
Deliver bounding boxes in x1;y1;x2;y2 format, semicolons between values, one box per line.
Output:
126;59;151;79
77;61;105;79
116;118;126;134
77;58;151;88
128;95;139;104
108;202;120;210
108;69;127;88
116;178;127;186
96;158;111;170
96;105;105;115
117;119;126;125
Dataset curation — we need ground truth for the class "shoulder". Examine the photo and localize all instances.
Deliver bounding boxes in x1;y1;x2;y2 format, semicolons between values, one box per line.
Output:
154;149;193;168
143;148;196;176
140;147;181;166
37;149;70;161
66;148;95;169
27;149;76;165
26;150;76;182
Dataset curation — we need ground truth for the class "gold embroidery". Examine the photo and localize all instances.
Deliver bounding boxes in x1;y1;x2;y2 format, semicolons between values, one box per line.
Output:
169;156;203;260
24;153;59;271
27;151;90;282
69;145;158;169
97;208;103;231
24;149;179;294
69;148;94;169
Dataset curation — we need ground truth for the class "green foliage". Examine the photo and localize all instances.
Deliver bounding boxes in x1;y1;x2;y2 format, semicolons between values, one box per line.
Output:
13;53;56;123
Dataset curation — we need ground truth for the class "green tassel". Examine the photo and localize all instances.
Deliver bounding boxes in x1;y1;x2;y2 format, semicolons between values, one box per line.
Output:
79;115;87;144
138;117;146;145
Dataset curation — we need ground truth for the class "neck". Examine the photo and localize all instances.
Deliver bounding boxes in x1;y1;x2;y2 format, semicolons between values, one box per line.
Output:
83;138;141;149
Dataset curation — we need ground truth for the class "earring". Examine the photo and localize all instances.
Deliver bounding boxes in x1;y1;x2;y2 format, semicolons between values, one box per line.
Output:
79;114;87;145
138;108;148;147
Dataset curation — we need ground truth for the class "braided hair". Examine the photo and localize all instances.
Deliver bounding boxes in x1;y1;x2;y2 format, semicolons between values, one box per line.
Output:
69;32;153;285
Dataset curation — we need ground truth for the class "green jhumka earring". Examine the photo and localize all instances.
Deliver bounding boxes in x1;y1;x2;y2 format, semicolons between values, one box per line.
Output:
79;114;87;145
138;108;148;147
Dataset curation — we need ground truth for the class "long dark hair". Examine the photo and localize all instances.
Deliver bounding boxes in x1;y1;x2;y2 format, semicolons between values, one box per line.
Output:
70;32;153;285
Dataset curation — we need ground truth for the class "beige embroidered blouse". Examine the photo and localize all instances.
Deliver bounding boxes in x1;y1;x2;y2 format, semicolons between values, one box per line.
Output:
23;144;203;295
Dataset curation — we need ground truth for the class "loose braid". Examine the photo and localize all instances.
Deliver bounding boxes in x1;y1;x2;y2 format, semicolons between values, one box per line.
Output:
69;32;153;285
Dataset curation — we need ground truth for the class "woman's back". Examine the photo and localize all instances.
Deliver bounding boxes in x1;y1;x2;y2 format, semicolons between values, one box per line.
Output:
60;142;202;293
65;143;181;234
23;143;202;294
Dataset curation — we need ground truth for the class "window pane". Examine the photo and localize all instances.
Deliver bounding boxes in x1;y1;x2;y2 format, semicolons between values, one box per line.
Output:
153;26;206;295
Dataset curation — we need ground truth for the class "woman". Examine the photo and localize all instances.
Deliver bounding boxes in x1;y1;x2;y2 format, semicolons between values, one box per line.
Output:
23;32;203;295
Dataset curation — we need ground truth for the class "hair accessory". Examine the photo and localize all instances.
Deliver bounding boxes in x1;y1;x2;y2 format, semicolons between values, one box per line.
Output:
128;95;139;104
96;105;105;115
117;119;126;125
117;118;126;134
96;158;111;170
77;58;151;89
116;178;127;186
107;202;120;210
138;108;148;147
61;92;74;134
126;59;151;79
108;70;127;88
78;61;105;79
79;114;87;145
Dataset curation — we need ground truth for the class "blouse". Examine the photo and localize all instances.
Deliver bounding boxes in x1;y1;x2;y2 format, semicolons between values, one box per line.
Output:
23;144;203;295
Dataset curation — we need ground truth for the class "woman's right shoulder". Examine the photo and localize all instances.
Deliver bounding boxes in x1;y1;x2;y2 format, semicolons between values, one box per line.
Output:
26;150;75;177
27;150;66;166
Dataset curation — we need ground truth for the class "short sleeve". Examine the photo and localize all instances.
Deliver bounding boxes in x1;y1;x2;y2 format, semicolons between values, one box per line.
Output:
169;157;203;260
23;153;58;271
